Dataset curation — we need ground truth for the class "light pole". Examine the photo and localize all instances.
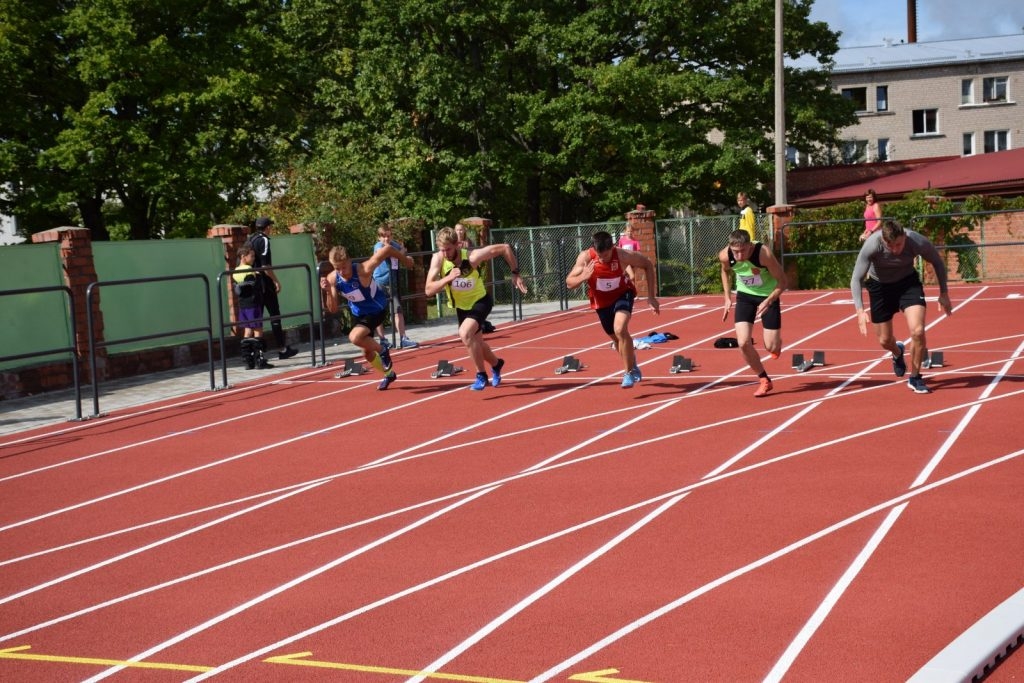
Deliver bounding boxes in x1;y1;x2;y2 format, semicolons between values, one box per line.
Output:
774;0;787;206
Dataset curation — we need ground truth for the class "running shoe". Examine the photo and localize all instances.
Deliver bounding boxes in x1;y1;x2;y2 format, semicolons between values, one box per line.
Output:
753;377;773;397
471;372;488;391
621;370;636;389
400;336;419;349
378;371;397;390
907;376;932;394
631;365;642;382
491;358;504;387
379;345;393;371
278;346;299;360
891;342;906;377
769;350;780;360
379;337;392;350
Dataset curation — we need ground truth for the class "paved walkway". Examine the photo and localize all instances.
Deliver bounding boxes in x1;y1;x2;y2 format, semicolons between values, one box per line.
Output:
0;302;567;437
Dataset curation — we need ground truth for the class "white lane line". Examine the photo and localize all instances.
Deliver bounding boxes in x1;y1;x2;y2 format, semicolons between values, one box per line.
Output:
529;447;1024;682
408;494;690;683
81;486;500;682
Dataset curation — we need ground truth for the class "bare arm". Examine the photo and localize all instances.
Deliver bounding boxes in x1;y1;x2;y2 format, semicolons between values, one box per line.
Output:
320;271;340;315
755;247;787;317
565;250;593;290
424;251;450;297
358;245;402;286
719;248;733;321
469;243;527;293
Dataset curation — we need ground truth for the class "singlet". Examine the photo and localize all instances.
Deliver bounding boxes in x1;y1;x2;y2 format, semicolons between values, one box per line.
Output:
728;243;778;298
440;248;486;310
586;247;636;309
334;263;388;317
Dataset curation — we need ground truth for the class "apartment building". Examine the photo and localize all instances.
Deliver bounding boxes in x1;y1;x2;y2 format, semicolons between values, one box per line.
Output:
792;34;1024;165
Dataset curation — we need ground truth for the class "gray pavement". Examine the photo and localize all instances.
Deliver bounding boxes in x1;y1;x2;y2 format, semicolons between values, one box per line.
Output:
0;301;567;437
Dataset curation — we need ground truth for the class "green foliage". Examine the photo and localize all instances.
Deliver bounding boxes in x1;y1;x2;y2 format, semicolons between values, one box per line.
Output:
1;0;856;240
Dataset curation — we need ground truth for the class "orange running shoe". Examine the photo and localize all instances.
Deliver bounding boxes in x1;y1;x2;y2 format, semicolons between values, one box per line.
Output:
754;377;773;397
769;351;780;360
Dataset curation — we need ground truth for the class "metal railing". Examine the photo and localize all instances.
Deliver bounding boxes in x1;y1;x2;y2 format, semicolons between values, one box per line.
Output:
216;262;318;388
86;274;215;418
0;285;82;421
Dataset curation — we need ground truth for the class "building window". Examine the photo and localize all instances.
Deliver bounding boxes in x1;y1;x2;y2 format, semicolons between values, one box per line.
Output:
841;87;868;112
842;140;869;164
983;76;1008;103
876;86;889;112
963;133;975;155
876;138;890;161
984;130;1009;153
912;109;938;135
961;79;974;105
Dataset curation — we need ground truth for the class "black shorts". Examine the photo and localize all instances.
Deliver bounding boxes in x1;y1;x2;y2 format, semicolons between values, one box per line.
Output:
596;291;636;336
734;291;781;330
866;272;926;324
456;293;494;329
351;309;387;332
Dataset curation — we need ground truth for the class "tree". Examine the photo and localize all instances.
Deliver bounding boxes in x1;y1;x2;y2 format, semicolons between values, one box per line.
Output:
295;0;856;227
0;0;301;239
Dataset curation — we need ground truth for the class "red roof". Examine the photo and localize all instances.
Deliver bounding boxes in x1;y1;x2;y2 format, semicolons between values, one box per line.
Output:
794;147;1024;207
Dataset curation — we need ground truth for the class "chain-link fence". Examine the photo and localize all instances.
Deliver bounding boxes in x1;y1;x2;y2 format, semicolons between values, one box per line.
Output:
654;213;774;295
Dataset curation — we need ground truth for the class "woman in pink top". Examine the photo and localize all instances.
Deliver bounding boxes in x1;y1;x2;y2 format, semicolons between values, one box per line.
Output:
617;224;640;251
860;189;882;241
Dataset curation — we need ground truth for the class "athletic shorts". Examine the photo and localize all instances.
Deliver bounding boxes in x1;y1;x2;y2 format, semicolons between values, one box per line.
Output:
456;292;494;330
865;272;926;324
596;290;635;336
351;309;387;332
237;306;263;330
735;291;781;330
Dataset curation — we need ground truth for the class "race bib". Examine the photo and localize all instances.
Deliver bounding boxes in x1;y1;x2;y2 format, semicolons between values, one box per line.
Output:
389;256;399;270
595;276;621;292
740;273;764;288
451;277;475;291
342;289;367;303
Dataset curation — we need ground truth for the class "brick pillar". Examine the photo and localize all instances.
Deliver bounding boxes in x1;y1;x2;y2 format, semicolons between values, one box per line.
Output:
767;204;797;290
625;204;657;297
462;216;491;246
207;224;251;334
31;226;105;375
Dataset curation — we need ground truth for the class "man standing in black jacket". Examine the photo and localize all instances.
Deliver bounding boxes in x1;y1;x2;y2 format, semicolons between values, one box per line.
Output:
248;216;298;360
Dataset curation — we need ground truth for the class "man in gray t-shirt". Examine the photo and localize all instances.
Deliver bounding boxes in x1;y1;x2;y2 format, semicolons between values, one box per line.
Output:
850;219;953;393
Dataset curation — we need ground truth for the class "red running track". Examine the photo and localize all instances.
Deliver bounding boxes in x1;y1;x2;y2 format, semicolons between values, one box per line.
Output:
1;283;1023;682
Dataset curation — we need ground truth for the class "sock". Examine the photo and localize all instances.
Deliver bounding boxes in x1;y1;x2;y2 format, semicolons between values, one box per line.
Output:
758;371;769;380
369;353;384;373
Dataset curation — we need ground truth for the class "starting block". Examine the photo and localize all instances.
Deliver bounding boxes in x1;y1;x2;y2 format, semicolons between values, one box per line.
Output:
431;360;464;378
335;358;368;378
923;351;944;369
791;351;826;373
555;355;584;374
669;355;694;373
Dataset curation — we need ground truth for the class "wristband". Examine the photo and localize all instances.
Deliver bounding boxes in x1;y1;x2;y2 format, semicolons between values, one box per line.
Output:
511;269;520;275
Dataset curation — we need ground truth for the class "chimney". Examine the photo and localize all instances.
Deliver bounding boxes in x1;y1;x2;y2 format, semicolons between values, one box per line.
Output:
907;0;918;43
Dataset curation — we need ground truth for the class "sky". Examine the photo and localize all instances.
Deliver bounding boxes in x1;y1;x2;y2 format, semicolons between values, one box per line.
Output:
808;0;1024;47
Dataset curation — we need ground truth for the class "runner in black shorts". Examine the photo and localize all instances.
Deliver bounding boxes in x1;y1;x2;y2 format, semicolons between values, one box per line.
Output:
850;220;953;394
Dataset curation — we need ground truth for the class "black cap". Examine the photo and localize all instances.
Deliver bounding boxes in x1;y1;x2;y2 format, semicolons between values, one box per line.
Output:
254;216;273;230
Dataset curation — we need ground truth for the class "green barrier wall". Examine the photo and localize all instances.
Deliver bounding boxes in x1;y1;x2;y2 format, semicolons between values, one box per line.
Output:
0;243;72;370
92;239;226;352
